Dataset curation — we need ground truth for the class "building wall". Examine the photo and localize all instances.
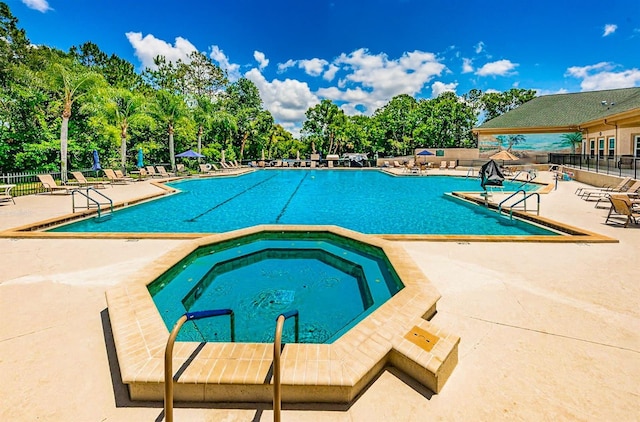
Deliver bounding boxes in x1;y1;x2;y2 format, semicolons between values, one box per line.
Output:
580;123;639;157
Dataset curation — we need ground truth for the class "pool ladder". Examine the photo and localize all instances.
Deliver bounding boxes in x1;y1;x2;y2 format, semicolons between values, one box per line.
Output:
71;187;113;221
163;308;299;422
497;189;541;220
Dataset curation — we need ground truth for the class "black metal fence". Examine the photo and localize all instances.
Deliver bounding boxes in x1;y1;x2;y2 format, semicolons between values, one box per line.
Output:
0;169;99;197
548;154;639;180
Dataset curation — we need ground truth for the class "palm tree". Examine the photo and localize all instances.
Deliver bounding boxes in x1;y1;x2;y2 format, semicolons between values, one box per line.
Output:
148;90;188;171
560;132;583;154
51;64;101;181
103;88;146;173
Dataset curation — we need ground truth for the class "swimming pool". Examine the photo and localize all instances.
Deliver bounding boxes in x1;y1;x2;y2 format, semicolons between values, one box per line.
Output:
149;231;404;343
50;170;555;236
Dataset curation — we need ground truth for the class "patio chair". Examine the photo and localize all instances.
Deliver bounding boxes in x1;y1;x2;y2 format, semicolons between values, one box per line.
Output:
145;166;162;178
37;174;78;194
114;170;135;182
439;161;447;170
0;184;15;204
605;194;640;227
176;163;189;175
70;171;107;189
575;176;630;197
448;161;457;169
594;180;640;208
136;168;150;180
103;169;129;184
156;166;176;177
583;178;637;202
393;160;403;168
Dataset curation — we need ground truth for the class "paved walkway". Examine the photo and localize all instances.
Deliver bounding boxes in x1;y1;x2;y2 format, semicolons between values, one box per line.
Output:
0;174;638;421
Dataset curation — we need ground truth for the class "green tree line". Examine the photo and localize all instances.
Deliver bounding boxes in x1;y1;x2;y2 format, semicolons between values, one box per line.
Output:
0;3;535;176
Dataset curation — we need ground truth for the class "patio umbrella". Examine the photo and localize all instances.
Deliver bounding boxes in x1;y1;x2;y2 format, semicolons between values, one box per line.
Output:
416;149;434;164
175;149;204;158
91;150;102;171
137;148;144;168
490;150;518;165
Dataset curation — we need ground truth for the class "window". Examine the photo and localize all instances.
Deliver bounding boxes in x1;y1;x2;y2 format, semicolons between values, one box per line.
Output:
608;137;615;157
635;135;640;157
589;138;595;157
598;138;605;158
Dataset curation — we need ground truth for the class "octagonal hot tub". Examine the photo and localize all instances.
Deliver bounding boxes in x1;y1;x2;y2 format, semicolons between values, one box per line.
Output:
149;231;404;344
106;225;460;404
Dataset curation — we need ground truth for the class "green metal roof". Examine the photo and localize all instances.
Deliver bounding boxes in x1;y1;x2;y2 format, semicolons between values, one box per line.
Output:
476;87;640;130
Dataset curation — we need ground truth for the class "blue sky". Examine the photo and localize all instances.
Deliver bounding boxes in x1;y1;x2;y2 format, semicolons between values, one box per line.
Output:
10;0;640;135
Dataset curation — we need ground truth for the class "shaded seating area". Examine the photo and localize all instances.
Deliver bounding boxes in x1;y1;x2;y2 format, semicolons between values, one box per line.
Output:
605;194;640;227
37;174;78;194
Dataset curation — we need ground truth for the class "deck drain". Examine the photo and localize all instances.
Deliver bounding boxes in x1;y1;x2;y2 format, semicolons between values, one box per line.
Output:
404;326;439;352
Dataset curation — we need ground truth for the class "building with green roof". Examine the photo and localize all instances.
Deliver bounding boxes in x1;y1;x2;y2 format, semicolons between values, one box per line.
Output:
473;87;640;161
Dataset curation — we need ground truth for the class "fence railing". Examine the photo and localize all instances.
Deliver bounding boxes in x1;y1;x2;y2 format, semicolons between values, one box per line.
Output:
548;154;639;180
0;168;100;197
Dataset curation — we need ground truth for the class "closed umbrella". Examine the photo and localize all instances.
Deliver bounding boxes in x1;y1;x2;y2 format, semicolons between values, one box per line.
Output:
221;150;225;163
92;150;102;178
137;148;144;168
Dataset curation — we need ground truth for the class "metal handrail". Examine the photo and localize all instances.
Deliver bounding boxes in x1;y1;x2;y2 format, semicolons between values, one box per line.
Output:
508;193;540;219
273;310;299;422
498;189;528;214
71;187;113;219
164;309;234;422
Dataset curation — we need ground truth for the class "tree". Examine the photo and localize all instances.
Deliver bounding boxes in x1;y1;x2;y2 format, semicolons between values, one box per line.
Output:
49;63;103;181
148;90;189;170
301;99;346;155
481;88;536;122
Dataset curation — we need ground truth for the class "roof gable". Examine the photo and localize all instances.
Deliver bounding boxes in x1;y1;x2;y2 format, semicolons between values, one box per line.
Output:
476;87;640;130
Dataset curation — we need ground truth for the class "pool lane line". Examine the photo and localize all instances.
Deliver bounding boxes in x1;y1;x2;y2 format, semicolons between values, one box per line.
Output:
185;173;279;222
274;172;309;223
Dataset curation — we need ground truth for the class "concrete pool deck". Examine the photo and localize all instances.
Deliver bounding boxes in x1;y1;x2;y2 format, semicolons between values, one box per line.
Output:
0;170;638;421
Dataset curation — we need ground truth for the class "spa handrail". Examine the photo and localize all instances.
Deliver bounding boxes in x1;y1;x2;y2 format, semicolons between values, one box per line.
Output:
273;309;299;422
164;309;235;422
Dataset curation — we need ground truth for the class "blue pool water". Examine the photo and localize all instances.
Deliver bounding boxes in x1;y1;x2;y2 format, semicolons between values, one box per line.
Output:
149;232;403;343
50;170;556;236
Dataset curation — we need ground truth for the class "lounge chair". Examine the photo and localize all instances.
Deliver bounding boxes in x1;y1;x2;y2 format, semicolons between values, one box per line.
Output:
114;170;135;182
582;178;636;201
448;161;457;169
136;168;150;180
0;184;15;204
145;166;162;178
594;180;640;208
156;166;176;177
299;160;306;168
176;163;189;175
605;194;640;227
575;176;630;196
199;163;221;174
103;168;129;184
439;161;447;170
310;160;317;168
37;174;78;194
393;160;403;168
70;171;107;189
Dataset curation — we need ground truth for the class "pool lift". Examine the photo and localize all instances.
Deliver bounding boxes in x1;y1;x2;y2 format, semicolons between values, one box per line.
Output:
71;187;113;222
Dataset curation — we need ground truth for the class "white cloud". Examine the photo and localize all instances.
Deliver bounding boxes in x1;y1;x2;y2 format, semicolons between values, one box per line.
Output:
474;41;485;54
323;64;339;81
209;45;241;81
431;81;458;97
603;24;617;37
244;68;319;125
462;58;474;74
298;58;329;76
21;0;51;12
277;59;296;73
475;59;518;77
566;62;640;91
125;32;197;70
253;51;269;70
335;49;446;102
